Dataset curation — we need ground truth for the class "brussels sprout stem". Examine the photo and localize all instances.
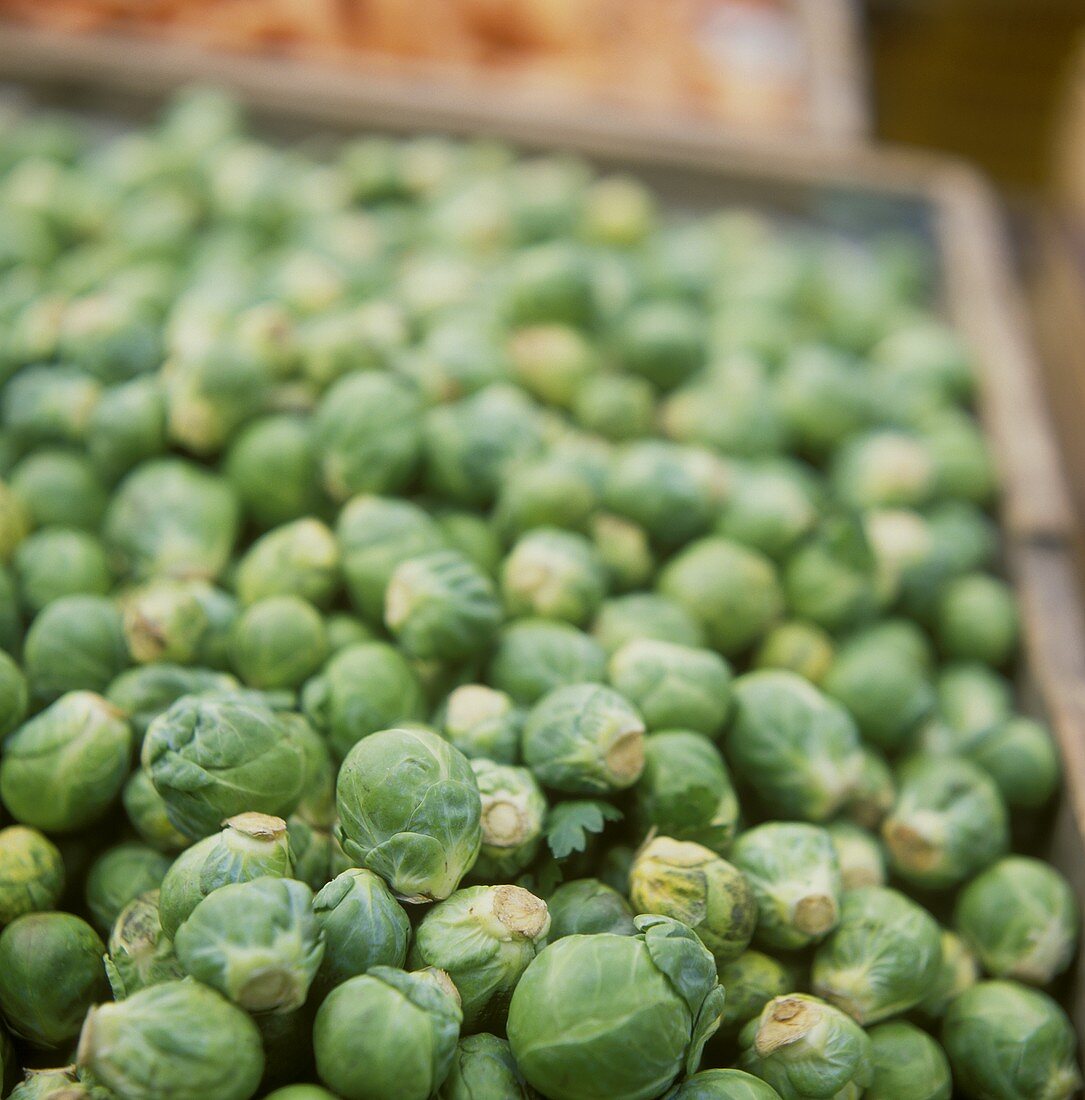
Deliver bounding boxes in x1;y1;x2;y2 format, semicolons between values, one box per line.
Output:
753;996;819;1056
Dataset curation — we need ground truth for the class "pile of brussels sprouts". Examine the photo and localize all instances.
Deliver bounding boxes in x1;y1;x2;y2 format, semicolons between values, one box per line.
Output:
0;88;1078;1100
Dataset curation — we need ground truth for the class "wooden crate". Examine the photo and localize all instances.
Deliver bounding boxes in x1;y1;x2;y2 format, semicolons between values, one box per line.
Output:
0;1;870;141
2;57;1082;1027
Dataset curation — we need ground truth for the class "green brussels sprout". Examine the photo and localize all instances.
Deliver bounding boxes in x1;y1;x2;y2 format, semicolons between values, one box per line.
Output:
120;769;188;852
265;1088;337;1100
592;593;705;655
471;760;546;880
864;507;935;601
866;1021;951;1100
871;319;972;405
0;826;65;926
775;346;870;456
143;692;307;838
882;755;1008;890
22;595;129;701
441;684;523;763
505;242;598;329
508;324;597;408
715;463;818;560
921;929;980;1019
235;519;339;609
922;408;996;504
224;414;322;529
7;1066;112;1100
608;640;732;737
581;174;656;246
175;876;323;1013
2;365;100;452
105;889;185;999
313;371;422;501
1;691;132;832
606;443;729;549
434;510;502;579
324;613;373;653
955;857;1078;985
314;966;462;1100
589;513;654;593
522;682;645;794
508;915;725;1100
821;632;933;752
385;550;502;662
943;981;1082;1100
630;837;756;963
830;430;936;510
617;300;706;391
0;565;22;654
753;621;834;684
500;528;606;627
85;842;171;935
302;642;425;759
78;978;265;1100
811;885;941;1025
159;812;292;937
0;650;27;738
958;715;1060;810
13;527;111;612
731;823;842;951
738;994;873;1100
284;817;334;891
660;538;782;657
105;458;239;581
336;495;446;621
336;727;482;902
826;822;885;889
488;619;607;704
438;1032;537;1099
119;579;213;665
228;596;328;689
0;479;30;565
544;878;636;941
313;868;410;991
0;912;109;1048
86;376;168;482
714;951;796;1042
572;373;655;441
936;661;1013;736
935;573;1019;666
424;385;545;507
409;884;550;1029
633;730;740;854
727;672;863;822
107;663;238;741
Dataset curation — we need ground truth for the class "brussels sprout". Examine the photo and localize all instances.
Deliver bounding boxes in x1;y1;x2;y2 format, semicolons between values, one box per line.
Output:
572;373;655;441
2;365;100;452
324;613;373;653
0;826;65;926
731;823;842;951
107;663;238;740
954;856;1078;985
831;430;936;510
752;621;834;684
581;173;655;245
120;579;212;665
634;730;740;854
85;842;171;935
471;760;547;880
936;661;1013;736
943;981;1082;1100
811;885;941;1025
434;511;503;579
920;929;980;1019
606;443;729;550
22;595;129;701
235;519;339;608
841;746;896;830
0;480;30;564
13;527;111;612
1;691;131;832
616;300;706;391
508;915;724;1100
922;408;996;504
313;868;410;991
0;565;21;654
714;951;796;1042
224;414;322;529
441;684;522;763
175;876;323;1013
727;672;863;822
508;324;597;408
7;1066;112;1100
159;812;293;937
715;464;819;561
826;823;885;889
775;346;870;456
0;650;27;738
302;642;425;759
866;1021;951;1100
283;817;333;891
0;912;109;1048
86;376;168;482
738;994;873;1100
959;716;1060;810
882;755;1008;890
314;967;462;1100
265;1089;336;1100
500;528;606;627
544;878;636;941
409;885;549;1030
935;573;1019;666
143;691;307;838
630;837;756;963
505;242;597;329
593;593;705;655
105;889;185;999
229;596;328;689
336;726;482;902
589;513;654;592
438;1032;537;1099
10;450;107;532
78;978;265;1100
522;682;645;794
